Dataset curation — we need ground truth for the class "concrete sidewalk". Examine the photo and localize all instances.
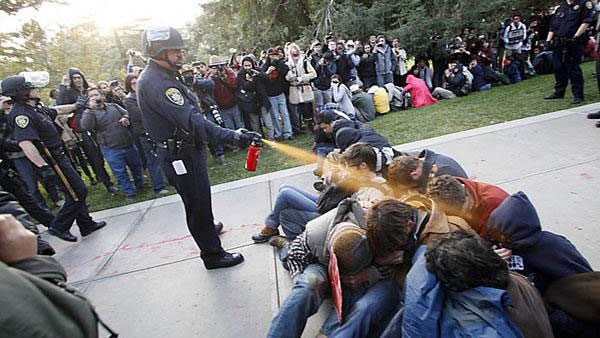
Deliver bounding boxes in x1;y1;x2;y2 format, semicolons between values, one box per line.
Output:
41;103;600;338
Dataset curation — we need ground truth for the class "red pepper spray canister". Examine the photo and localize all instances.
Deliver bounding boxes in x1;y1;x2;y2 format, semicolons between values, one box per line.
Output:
245;137;263;171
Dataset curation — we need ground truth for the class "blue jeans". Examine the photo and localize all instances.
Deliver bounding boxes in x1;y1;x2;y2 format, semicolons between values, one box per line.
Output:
376;73;394;87
267;264;329;338
219;104;245;130
325;279;401;337
280;208;320;240
100;145;144;196
265;185;318;232
268;94;292;138
138;137;166;192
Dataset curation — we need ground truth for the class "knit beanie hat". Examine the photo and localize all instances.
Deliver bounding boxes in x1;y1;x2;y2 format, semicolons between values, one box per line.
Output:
330;222;373;275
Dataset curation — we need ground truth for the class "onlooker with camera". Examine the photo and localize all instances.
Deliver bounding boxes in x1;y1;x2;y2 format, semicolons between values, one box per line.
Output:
80;87;144;200
207;56;245;132
237;55;275;140
286;43;317;133
331;74;356;119
357;44;377;89
311;44;336;108
261;48;293;141
123;74;169;195
58;68;117;193
392;37;408;85
374;35;397;87
329;40;355;85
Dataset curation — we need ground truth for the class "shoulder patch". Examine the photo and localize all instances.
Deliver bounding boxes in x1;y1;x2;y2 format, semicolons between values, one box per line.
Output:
15;115;30;128
586;1;593;9
165;87;184;106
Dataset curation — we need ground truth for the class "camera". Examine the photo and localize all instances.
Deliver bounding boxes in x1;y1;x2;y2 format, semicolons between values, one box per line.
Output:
209;62;228;73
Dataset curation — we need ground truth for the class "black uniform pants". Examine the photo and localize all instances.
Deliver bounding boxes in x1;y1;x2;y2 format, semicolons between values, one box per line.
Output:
157;147;224;259
50;149;96;233
553;44;585;99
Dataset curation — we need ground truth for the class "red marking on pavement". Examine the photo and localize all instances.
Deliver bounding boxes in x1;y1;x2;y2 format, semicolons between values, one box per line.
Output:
240;223;264;228
580;172;594;180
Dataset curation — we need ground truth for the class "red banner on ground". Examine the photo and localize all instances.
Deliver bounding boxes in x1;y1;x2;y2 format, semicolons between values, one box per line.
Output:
329;247;343;323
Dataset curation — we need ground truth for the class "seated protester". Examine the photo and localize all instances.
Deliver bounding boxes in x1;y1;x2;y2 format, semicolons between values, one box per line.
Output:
416;58;434;91
403;72;438;108
312;108;351;177
268;196;400;338
412;230;552;338
286;43;318;134
237;55;274;140
426;175;508;236
504;57;522;84
386;150;468;195
431;61;471;99
357;44;377;89
367;85;391;114
469;57;492;91
330;74;356;119
252;143;390;244
349;84;376;121
486;192;597;337
80;87;144;199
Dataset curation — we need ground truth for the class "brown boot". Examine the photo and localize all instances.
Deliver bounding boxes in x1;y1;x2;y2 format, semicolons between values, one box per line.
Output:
252;226;279;243
268;235;288;249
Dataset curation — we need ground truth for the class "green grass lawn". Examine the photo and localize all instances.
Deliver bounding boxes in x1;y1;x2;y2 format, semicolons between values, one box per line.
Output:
54;61;600;213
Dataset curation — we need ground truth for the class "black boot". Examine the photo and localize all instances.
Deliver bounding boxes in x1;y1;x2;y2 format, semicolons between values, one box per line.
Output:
571;97;584;105
587;111;600;119
203;252;244;270
48;228;77;242
80;221;107;237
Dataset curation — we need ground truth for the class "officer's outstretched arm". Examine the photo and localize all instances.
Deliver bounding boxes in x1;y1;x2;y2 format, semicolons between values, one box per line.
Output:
189;113;235;145
18;141;46;167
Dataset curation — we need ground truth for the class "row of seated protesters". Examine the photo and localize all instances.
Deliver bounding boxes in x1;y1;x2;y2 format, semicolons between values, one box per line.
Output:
253;110;599;338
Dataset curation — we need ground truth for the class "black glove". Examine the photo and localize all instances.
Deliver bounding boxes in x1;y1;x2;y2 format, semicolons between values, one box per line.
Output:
39;165;57;181
543;42;552;52
233;129;261;148
75;95;89;110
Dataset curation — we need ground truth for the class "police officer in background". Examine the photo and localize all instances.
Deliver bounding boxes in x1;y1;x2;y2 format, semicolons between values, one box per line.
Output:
136;26;258;270
0;76;107;242
544;0;595;104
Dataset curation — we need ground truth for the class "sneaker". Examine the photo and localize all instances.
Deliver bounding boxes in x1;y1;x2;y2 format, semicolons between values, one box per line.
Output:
596;121;600;128
107;186;119;193
587;112;600;119
284;135;295;141
217;155;226;165
55;199;65;207
268;235;288;249
156;189;170;195
251;226;280;243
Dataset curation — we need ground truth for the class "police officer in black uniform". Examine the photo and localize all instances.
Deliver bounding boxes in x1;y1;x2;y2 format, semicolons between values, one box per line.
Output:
544;0;595;104
136;27;258;270
0;76;107;242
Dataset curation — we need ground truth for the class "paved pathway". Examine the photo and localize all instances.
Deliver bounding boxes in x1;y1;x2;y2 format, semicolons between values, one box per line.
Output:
41;103;600;337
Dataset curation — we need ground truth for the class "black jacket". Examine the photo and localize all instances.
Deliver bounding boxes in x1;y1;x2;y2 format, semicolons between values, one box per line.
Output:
334;53;355;84
123;92;146;137
311;54;337;91
357;53;377;81
260;59;290;97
